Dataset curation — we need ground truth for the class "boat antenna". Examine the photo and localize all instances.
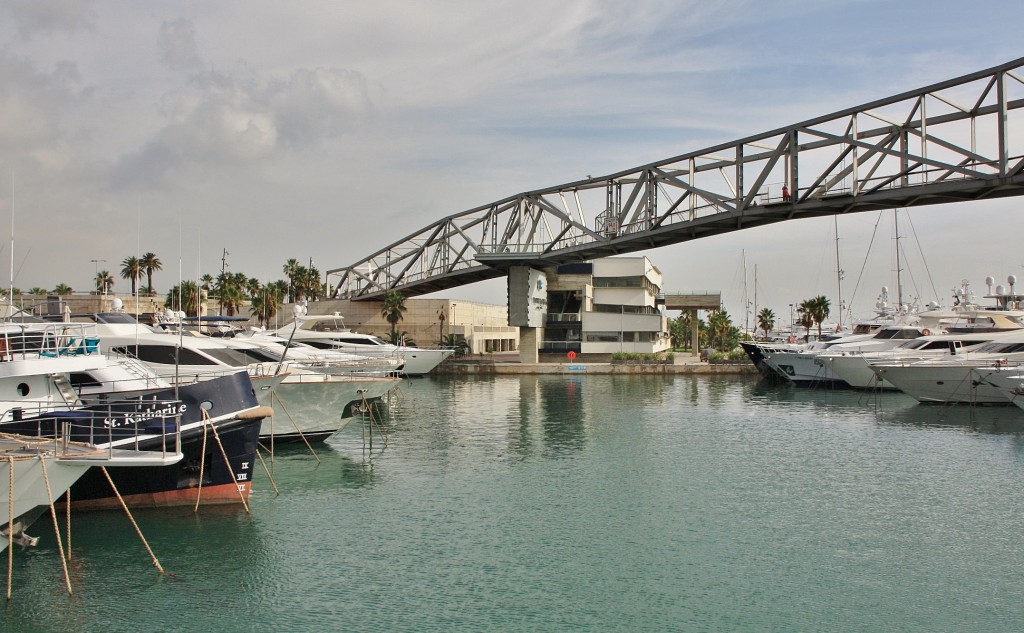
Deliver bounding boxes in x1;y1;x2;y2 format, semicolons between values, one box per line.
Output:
8;172;13;318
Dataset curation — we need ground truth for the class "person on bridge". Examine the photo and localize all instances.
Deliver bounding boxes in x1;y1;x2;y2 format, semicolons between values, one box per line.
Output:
781;184;791;202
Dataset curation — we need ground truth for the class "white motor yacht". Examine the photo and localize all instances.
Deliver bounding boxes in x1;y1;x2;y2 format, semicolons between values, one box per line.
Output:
869;331;1024;404
264;312;453;375
0;322;183;548
822;330;1008;390
763;324;928;387
72;312;399;442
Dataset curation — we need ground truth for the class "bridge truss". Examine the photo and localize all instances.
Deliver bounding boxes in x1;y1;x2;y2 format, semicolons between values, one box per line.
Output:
328;57;1024;300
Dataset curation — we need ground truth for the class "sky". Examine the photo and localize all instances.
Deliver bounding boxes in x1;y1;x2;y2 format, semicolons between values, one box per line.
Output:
1;0;1022;327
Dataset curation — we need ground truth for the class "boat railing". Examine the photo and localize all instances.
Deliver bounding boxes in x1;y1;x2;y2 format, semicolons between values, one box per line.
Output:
0;323;103;361
0;396;184;460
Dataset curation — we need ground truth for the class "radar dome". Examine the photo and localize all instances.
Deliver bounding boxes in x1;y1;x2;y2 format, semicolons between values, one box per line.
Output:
111;298;123;311
1009;275;1018;286
986;276;995;286
996;285;1006;295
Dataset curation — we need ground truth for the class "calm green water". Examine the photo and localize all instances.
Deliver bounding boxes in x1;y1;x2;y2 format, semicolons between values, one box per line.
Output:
4;375;1024;632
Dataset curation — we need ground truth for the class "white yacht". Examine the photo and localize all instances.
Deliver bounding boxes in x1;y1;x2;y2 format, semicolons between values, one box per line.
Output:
71;312;400;442
264;312;453;375
763;324;927;387
822;331;1008;390
979;370;1024;411
0;322;183;548
869;331;1024;404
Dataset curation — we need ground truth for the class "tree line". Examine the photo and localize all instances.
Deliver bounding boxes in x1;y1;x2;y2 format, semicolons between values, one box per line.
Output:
668;294;832;353
8;254;328;327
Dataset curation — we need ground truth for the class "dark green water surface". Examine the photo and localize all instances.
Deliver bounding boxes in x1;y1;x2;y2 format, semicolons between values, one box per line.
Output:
4;375;1024;632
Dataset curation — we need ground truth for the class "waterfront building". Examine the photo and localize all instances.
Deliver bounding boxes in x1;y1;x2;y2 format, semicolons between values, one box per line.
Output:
543;256;671;356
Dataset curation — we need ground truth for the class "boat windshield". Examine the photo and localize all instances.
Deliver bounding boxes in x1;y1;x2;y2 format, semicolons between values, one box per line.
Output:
308;319;348;332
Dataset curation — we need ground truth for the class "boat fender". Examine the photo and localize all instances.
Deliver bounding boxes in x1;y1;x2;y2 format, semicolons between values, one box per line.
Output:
922;328;931;336
237;406;275;420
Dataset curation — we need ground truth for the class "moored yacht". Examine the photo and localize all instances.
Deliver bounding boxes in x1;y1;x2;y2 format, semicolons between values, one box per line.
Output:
263;312;453;375
822;331;1003;390
67;312;399;443
0;322;189;542
763;324;928;388
869;331;1024;404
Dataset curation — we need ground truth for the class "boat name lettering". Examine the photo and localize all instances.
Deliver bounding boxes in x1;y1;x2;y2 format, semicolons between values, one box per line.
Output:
102;403;186;428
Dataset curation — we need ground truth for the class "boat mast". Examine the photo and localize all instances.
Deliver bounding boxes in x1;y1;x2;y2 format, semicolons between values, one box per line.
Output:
834;215;843;329
753;263;758;336
742;250;748;333
894;209;903;309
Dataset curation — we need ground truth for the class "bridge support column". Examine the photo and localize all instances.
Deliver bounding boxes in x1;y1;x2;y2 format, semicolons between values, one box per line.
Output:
690;309;699;355
519;327;540;363
508;266;548;364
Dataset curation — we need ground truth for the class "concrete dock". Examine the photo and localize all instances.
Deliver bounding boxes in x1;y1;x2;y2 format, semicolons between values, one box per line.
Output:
434;353;759;376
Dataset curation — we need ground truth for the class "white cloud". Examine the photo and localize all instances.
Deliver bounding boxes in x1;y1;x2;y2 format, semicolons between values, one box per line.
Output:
158;19;203;73
0;0;1020;313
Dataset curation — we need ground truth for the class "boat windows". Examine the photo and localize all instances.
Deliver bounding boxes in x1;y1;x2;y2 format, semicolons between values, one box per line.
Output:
309;320;347;332
202;347;262;367
112;344;220;366
69;372;103;388
226;347;280;363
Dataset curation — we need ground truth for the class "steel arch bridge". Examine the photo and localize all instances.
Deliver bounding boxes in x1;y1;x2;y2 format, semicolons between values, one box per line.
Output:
327;57;1024;301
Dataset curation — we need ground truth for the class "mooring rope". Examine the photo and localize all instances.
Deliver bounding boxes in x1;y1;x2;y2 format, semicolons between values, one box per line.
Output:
270;391;319;462
65;487;71;562
208;421;250;513
193;410;209;513
100;467;164;574
39;456;73;595
6;456;13;600
255;448;280;496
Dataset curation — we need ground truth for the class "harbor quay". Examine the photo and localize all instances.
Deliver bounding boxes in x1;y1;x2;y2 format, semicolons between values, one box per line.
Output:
435;353;759;376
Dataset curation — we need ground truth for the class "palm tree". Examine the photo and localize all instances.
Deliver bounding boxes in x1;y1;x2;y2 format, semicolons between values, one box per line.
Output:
165;280;199;316
805;295;831;339
441;333;470;356
199;274;214;291
283;258;300;302
757;308;775;340
140;252;162;294
250;284;284;327
246;277;262;300
380;291;407;339
94;270;115;295
216;272;248;316
120;256;141;295
707;309;733;350
29;287;46;296
53;283;73;295
797;299;816;341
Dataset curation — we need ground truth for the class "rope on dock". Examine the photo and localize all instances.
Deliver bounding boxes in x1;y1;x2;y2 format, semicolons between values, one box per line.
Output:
39;456;73;595
99;466;165;575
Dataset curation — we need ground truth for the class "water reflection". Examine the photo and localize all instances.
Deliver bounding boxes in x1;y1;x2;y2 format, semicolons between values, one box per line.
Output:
750;377;1024;435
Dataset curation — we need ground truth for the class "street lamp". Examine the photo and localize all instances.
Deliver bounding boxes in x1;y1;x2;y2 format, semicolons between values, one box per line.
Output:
91;259;107;295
